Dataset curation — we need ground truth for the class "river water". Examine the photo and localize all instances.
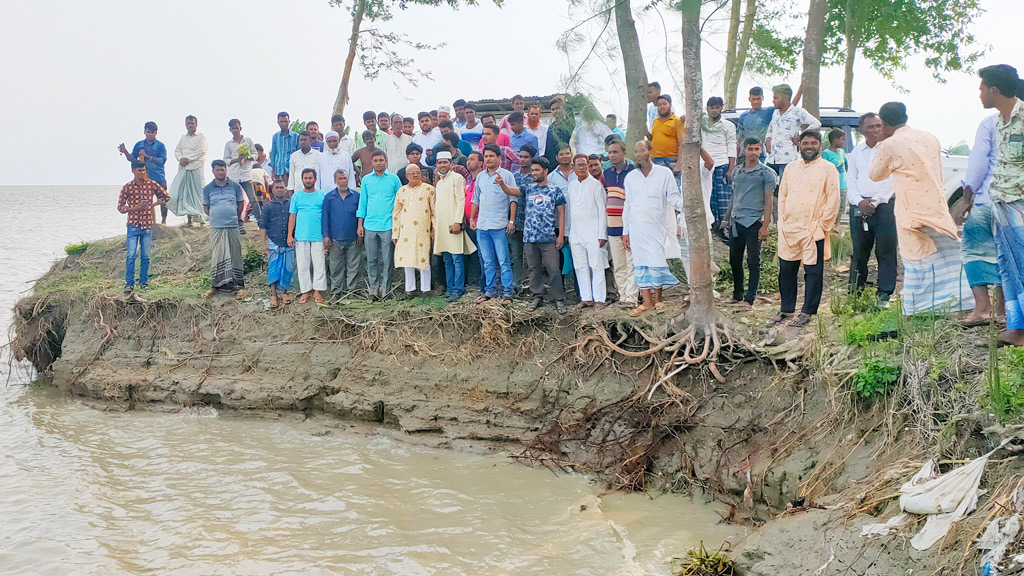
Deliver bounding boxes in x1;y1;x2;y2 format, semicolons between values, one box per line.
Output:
0;186;740;575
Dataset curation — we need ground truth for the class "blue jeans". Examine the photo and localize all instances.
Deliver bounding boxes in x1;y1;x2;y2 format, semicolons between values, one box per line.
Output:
477;228;514;298
442;253;466;297
465;228;486;291
653;157;680;187
125;226;153;287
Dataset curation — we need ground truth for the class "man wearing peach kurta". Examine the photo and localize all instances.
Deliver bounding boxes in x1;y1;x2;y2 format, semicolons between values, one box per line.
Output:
869;102;975;315
771;131;840;327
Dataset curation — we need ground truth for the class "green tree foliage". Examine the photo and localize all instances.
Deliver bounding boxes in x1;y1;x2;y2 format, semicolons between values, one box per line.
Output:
330;0;499;115
823;0;986;107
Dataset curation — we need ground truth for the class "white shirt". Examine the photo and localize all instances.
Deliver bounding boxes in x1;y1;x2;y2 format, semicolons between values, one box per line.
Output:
526;123;549;156
175;132;208;176
766;105;821;165
701;118;737;167
566;175;608;241
383;133;414;173
647;103;658;133
622;164;683;267
316;148;356;192
847;142;895;206
287;148;322;191
338;134;355;155
223;136;253;182
571;121;613;156
412;128;442;166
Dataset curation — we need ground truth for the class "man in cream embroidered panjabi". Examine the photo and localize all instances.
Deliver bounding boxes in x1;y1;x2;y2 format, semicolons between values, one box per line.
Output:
168;115;208;226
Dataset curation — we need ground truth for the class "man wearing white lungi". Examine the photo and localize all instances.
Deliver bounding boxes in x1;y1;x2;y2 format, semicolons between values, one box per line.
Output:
623;141;683;317
567;154;609;309
168;115;208;226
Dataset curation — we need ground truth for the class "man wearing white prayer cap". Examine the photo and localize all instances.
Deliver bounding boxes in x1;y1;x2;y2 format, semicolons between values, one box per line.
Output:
316;131;356;191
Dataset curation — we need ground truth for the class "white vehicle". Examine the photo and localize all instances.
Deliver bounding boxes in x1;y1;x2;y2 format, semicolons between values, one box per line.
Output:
941;151;969;202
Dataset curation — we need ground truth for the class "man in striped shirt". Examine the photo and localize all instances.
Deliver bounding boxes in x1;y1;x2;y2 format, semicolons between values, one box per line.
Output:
603;139;637;306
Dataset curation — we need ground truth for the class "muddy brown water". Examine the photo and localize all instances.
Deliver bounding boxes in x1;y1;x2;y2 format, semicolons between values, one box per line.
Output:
0;186;741;574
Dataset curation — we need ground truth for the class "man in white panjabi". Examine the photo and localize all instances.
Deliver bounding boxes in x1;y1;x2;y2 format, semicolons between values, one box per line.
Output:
168;115;208;226
566;154;609;309
622;140;683;317
316;131;356;192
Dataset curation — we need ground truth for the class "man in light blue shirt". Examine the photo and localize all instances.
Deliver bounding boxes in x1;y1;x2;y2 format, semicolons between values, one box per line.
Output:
507;112;539;154
952;112;1002;323
356;150;402;301
737;87;775;162
470;144;520;301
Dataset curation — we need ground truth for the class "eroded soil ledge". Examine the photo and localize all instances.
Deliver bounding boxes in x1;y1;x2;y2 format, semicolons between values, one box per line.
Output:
12;225;1023;575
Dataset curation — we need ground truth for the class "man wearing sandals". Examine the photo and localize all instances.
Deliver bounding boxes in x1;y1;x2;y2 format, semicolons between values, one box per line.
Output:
202;160;248;300
772;131;840;327
258;180;294;308
470;144;520;303
622;141;683;317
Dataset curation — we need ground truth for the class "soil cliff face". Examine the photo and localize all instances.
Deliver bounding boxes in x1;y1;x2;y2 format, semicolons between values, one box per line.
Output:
12;226;1022;575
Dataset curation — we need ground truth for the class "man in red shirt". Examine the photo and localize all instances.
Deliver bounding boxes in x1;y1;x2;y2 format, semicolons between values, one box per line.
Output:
117;161;170;294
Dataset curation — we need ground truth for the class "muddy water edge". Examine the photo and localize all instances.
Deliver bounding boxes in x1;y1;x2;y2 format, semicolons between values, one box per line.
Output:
1;186;748;575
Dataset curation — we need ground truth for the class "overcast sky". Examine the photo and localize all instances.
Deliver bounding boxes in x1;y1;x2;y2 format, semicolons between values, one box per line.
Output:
2;0;1016;186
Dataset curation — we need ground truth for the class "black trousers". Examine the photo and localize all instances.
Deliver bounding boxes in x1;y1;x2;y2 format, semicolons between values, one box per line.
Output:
779;239;824;315
729;220;762;304
849;200;898;300
525;242;565;301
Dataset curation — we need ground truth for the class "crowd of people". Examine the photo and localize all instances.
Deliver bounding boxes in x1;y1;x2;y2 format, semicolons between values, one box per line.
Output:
115;65;1024;345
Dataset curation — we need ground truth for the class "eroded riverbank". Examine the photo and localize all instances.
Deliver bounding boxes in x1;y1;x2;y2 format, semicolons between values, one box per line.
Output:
12;222;1024;575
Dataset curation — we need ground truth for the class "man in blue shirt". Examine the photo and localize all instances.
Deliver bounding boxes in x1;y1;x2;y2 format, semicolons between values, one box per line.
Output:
356;150;402;301
737;87;775;162
507;112;540;154
322;169;361;298
270;111;299;187
119;121;169;223
470;144;521;302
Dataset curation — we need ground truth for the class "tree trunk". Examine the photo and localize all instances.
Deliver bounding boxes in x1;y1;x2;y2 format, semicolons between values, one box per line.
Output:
843;33;858;109
725;0;758;109
333;0;367;118
722;0;741;107
799;0;828;118
842;0;859;109
679;0;716;324
614;0;650;150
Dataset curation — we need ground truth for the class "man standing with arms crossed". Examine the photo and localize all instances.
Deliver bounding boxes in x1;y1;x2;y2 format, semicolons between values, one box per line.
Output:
168;115;208;226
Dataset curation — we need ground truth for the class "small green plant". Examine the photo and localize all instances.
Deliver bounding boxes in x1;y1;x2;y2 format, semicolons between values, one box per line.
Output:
671;541;735;576
289;119;306;134
712;231;779;295
243;246;265;274
986;345;1024;423
855;354;901;399
64;241;90;256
